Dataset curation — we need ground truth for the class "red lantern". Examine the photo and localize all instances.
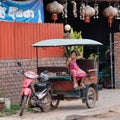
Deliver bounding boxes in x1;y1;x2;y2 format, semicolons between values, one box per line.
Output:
84;5;95;23
46;1;63;22
103;6;118;27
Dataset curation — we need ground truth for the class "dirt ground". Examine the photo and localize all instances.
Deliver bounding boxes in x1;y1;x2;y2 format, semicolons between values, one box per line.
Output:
0;89;120;120
65;109;120;120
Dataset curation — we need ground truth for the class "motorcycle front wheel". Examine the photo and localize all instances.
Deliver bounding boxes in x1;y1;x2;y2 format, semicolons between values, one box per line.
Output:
19;96;28;116
41;93;52;112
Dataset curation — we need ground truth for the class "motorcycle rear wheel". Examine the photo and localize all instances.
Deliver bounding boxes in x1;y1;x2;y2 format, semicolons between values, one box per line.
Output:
41;93;52;112
50;98;60;109
19;96;28;116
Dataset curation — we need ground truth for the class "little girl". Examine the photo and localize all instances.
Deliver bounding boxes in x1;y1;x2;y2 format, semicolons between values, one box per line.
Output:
66;50;86;88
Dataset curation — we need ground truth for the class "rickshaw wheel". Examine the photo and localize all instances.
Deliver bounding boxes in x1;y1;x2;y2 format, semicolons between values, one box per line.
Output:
50;98;60;109
86;87;96;108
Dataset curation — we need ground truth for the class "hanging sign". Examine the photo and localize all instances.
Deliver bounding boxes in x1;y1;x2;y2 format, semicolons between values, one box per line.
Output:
0;0;44;23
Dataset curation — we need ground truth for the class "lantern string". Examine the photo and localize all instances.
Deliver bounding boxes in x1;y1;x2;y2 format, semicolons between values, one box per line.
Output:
94;0;99;19
79;1;85;20
108;0;112;6
86;0;88;5
71;0;77;18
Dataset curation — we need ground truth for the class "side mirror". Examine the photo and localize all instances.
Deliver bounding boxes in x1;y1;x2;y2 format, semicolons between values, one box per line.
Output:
17;62;22;67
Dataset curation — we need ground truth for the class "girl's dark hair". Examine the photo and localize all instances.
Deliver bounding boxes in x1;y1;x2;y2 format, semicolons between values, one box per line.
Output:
71;50;77;55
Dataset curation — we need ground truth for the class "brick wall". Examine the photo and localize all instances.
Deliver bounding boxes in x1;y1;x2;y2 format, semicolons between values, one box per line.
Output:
0;57;66;103
114;32;120;88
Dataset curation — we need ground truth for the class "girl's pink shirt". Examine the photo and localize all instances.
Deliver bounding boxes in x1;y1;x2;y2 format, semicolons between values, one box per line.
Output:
70;59;79;71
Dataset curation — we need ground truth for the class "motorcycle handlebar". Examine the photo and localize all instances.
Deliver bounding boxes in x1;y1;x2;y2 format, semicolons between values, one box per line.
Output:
17;62;25;75
17;62;49;80
16;70;24;75
17;62;22;67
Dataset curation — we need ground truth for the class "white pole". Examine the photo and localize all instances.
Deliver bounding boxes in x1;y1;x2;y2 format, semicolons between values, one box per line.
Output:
109;33;114;89
97;46;99;76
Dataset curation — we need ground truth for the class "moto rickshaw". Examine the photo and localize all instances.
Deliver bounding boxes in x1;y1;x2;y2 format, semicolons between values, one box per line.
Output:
32;39;102;109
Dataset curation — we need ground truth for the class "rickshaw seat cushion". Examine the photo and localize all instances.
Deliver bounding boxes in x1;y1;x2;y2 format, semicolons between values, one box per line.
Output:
37;66;69;75
76;59;97;73
49;76;72;82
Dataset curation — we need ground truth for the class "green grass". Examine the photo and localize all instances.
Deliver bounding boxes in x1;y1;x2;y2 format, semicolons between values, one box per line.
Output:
0;104;20;117
0;103;42;117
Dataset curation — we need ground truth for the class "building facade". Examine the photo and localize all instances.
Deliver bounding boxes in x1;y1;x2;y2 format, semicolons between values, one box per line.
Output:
0;0;120;103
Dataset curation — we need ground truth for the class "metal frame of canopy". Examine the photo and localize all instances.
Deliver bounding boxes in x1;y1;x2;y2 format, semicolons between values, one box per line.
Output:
32;39;103;72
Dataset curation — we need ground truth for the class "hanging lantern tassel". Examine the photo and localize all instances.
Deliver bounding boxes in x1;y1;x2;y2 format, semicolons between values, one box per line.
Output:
52;13;58;21
85;17;90;23
108;17;113;28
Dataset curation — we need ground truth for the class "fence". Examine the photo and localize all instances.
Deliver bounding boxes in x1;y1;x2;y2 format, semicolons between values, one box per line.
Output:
0;21;64;59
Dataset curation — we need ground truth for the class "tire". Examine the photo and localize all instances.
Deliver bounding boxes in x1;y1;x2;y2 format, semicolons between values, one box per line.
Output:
50;97;60;109
86;87;96;108
19;96;28;116
41;93;52;112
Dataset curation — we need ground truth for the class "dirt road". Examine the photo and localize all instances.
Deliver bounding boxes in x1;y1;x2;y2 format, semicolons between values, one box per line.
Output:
0;89;120;120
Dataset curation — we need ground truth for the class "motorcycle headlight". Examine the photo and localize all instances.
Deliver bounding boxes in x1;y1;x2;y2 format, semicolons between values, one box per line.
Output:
24;71;38;79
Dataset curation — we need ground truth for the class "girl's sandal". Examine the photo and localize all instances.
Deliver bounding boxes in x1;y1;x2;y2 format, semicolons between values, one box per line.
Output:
80;84;86;88
74;83;78;89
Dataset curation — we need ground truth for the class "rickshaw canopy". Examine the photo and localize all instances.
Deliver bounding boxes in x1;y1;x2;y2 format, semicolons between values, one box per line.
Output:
32;39;102;47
